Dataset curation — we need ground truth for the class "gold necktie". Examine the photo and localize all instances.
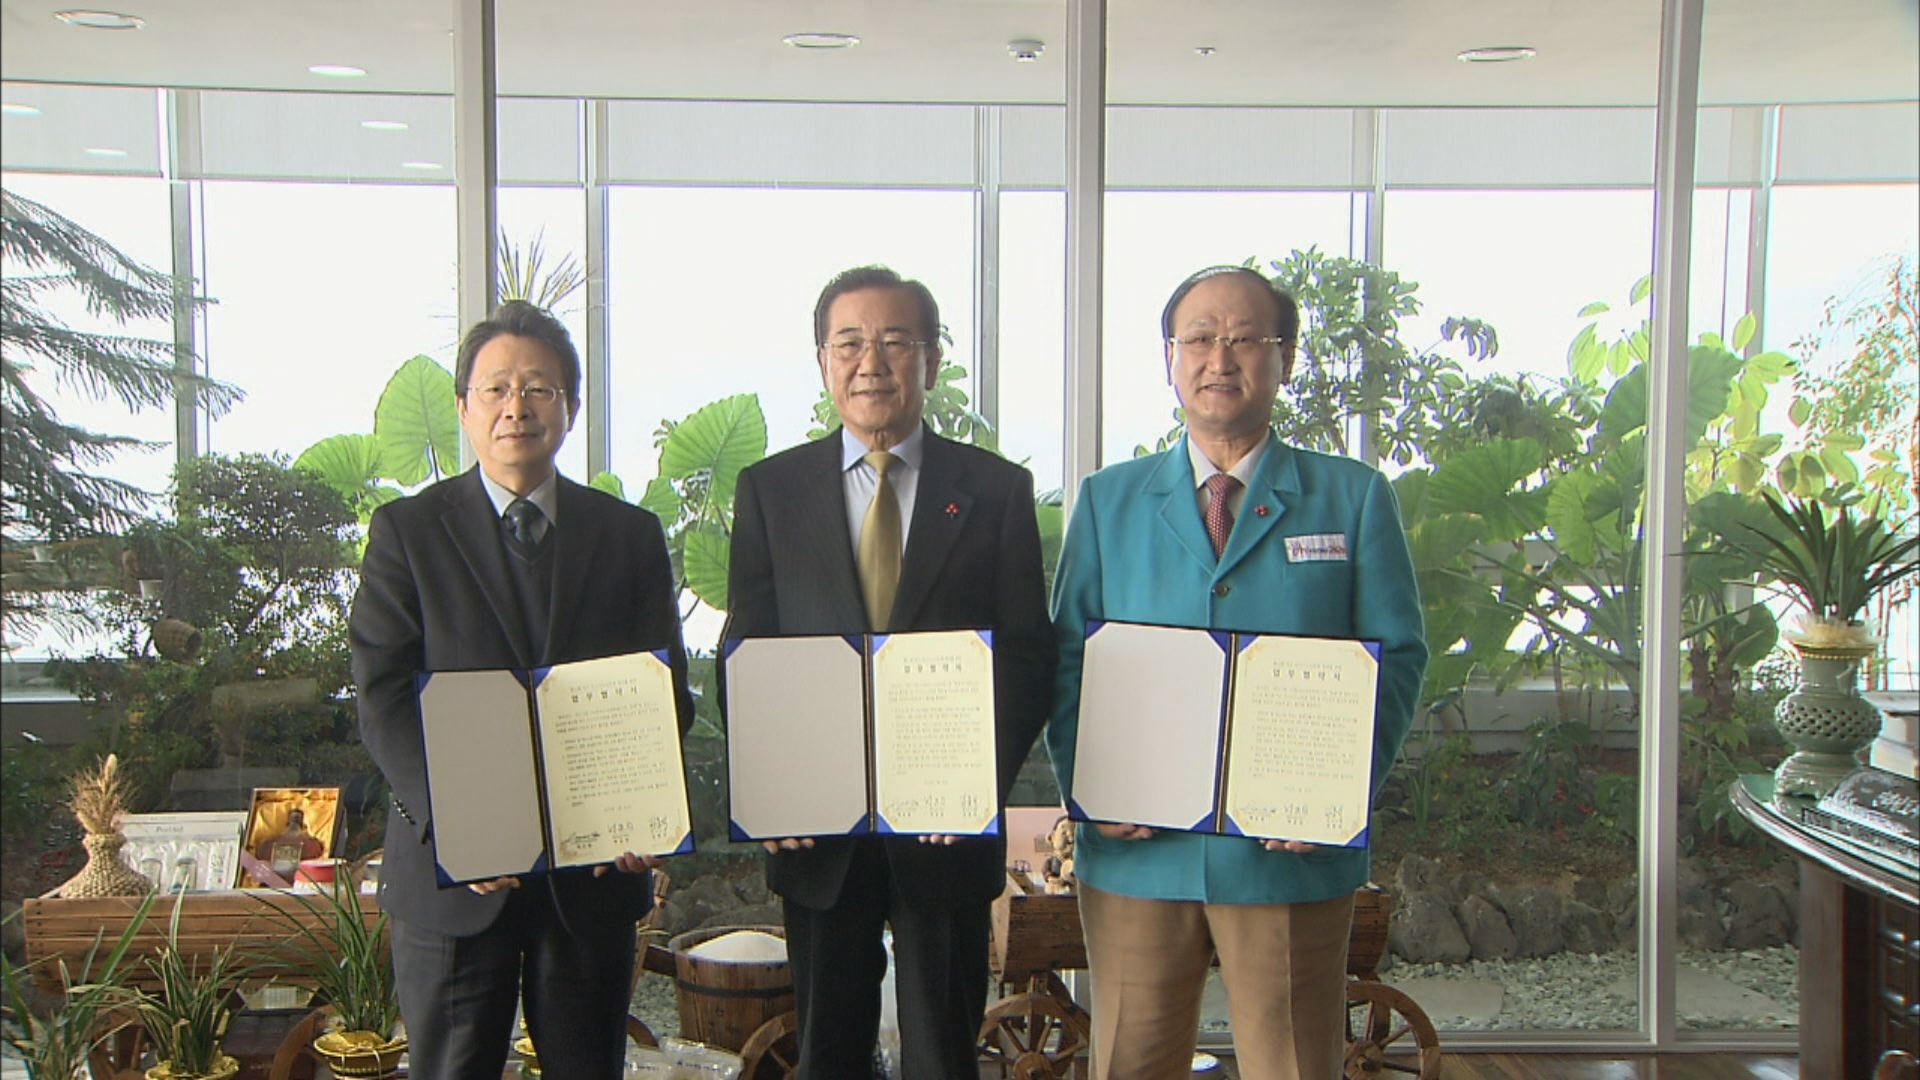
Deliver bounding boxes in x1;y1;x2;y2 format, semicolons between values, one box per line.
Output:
858;451;902;630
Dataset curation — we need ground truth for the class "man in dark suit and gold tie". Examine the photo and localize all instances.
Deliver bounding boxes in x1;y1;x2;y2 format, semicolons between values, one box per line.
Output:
350;301;694;1079
726;266;1055;1078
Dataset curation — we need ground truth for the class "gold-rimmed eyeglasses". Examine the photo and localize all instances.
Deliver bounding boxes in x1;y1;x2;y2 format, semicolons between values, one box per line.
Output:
467;384;566;406
824;337;931;363
1169;334;1286;359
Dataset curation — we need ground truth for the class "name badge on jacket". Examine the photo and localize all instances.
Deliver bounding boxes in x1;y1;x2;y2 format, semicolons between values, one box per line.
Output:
1285;533;1350;562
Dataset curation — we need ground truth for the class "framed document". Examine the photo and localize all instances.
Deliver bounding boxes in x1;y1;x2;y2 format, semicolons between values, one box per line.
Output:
416;650;693;886
120;811;248;892
1069;621;1381;848
723;629;1000;840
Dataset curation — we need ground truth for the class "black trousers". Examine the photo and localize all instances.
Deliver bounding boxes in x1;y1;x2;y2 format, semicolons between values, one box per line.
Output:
783;839;992;1080
390;885;636;1080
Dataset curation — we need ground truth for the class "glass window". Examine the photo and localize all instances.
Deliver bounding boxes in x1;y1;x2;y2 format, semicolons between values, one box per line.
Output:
200;181;457;466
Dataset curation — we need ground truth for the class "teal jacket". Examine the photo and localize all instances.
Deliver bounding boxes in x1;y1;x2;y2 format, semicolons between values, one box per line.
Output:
1046;434;1428;905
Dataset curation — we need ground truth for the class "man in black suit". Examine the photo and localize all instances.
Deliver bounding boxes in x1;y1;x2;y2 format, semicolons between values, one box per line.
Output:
350;301;694;1080
726;266;1055;1079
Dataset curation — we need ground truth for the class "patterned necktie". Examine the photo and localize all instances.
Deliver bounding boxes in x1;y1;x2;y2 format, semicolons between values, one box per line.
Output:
858;451;902;630
1203;473;1239;560
504;498;545;556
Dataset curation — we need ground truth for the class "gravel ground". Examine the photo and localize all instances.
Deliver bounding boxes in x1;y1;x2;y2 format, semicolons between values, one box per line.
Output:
1380;946;1799;1032
631;945;1802;1042
631;974;682;1041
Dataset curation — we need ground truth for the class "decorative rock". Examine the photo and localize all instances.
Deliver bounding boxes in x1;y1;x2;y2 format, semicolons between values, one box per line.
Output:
1678;901;1728;950
1392;854;1464;907
1389;889;1470;964
1490;884;1564;958
1560;898;1614;955
1457;894;1518;960
1721;881;1793;950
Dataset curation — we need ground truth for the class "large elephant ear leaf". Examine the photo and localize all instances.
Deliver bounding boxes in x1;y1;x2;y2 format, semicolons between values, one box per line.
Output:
295;434;380;501
683;526;731;611
374;355;460;485
1425;438;1546;542
659;393;768;507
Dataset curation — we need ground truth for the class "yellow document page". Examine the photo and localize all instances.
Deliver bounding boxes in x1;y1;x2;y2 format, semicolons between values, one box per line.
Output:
533;652;692;862
870;630;999;835
1222;635;1378;846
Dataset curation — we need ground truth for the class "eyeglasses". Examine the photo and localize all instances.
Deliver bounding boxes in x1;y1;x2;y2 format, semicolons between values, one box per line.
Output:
824;337;931;363
467;384;566;406
1169;335;1286;359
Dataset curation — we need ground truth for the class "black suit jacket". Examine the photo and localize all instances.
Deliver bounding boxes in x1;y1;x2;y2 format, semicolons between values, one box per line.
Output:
350;468;694;937
725;429;1055;910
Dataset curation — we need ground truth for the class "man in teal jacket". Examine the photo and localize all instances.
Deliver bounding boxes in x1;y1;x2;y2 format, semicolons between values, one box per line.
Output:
1047;266;1428;1080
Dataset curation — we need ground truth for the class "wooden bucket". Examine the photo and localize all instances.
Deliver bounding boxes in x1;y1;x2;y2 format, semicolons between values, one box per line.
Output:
669;924;794;1053
1347;883;1392;977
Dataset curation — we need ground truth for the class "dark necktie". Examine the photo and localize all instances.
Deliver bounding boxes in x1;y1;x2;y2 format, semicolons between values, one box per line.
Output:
1204;473;1239;560
504;498;545;558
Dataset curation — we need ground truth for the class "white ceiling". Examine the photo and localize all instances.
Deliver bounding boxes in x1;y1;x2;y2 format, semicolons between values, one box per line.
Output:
1;0;1915;107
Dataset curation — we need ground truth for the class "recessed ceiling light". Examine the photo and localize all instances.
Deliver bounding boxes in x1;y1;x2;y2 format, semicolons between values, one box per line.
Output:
2;103;43;117
400;161;443;171
1193;46;1218;58
1008;38;1046;62
782;32;859;50
308;64;367;78
83;147;128;157
361;120;409;132
53;9;144;30
1457;45;1537;64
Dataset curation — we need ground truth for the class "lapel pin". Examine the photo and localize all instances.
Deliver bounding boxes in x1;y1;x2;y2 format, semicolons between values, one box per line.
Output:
946;502;961;517
1254;505;1270;517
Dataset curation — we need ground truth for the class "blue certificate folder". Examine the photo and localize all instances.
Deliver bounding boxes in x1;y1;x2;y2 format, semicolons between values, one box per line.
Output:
1067;622;1382;849
722;629;1002;842
414;650;694;888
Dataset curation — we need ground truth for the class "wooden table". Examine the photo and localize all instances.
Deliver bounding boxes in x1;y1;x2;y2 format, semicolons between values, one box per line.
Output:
22;888;383;994
1732;774;1918;1080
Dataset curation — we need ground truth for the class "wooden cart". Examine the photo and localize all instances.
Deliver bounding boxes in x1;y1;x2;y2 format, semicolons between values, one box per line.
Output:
978;876;1442;1080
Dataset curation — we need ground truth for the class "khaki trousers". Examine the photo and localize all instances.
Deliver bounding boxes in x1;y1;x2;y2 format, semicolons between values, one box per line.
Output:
1079;884;1354;1080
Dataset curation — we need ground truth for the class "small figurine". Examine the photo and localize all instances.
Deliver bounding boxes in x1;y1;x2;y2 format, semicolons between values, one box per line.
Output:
1042;815;1075;894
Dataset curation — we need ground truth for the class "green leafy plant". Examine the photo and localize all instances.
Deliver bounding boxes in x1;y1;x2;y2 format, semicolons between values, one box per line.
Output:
1734;491;1920;628
108;897;249;1077
1787;255;1918;512
496;228;585;312
296;355;460;523
260;880;398;1039
1;893;155;1080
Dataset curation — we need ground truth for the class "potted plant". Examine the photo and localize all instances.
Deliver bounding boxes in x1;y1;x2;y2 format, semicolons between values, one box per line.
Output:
1734;491;1920;797
1;894;155;1080
105;897;248;1080
267;878;404;1078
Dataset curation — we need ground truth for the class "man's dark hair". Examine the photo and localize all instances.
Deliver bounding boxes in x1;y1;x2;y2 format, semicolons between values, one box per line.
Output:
813;265;943;348
453;300;582;406
1159;266;1299;345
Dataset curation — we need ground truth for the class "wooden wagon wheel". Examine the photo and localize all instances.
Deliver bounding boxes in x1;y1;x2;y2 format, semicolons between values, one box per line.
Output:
977;988;1092;1080
266;1005;336;1080
1343;981;1441;1080
737;1009;801;1080
626;1012;660;1048
86;1004;154;1080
